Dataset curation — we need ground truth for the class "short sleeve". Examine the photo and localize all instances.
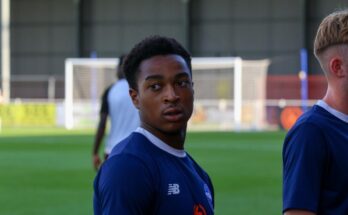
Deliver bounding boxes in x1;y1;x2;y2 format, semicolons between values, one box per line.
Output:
282;122;327;213
93;154;155;215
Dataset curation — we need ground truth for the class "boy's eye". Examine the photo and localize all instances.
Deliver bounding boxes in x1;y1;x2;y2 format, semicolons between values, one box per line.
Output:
150;83;161;91
177;80;191;87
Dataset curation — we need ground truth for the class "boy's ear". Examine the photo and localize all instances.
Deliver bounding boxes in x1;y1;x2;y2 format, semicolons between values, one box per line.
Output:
129;88;140;109
330;57;345;77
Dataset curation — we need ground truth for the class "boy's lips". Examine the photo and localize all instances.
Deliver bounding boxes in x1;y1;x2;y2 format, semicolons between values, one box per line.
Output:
163;107;184;122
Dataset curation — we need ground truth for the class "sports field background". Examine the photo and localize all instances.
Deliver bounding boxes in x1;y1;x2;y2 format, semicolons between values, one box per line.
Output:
0;128;285;215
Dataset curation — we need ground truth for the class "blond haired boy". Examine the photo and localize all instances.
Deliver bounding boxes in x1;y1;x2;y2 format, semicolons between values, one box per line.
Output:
283;9;348;215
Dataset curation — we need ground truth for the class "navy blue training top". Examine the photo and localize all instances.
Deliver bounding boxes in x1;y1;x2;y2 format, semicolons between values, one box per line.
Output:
283;104;348;214
94;131;214;215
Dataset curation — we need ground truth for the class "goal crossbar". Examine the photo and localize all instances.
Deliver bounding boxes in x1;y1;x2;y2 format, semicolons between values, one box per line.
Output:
64;57;269;131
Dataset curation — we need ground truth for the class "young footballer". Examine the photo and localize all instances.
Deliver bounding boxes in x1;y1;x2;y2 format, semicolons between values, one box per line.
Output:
92;55;140;170
93;35;214;215
283;9;348;215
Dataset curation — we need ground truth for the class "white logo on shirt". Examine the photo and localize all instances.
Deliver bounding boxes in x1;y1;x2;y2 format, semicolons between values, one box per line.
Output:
167;183;180;195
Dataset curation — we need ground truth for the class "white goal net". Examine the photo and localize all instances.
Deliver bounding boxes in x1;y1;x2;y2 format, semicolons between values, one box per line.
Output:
64;57;270;131
65;58;118;129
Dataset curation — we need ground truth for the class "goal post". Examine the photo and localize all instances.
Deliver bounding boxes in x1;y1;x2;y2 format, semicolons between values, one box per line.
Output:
189;57;270;131
65;58;119;129
64;57;270;131
191;57;243;130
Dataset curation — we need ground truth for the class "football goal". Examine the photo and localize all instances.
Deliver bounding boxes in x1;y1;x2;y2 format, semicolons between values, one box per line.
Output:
64;57;270;131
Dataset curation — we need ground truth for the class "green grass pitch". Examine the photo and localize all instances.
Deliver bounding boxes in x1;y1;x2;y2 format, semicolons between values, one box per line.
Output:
0;128;285;215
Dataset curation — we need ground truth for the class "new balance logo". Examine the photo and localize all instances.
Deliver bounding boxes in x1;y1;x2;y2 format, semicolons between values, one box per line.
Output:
167;183;180;195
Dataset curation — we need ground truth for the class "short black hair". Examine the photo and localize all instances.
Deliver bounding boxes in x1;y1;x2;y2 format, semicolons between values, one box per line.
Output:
123;35;192;90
